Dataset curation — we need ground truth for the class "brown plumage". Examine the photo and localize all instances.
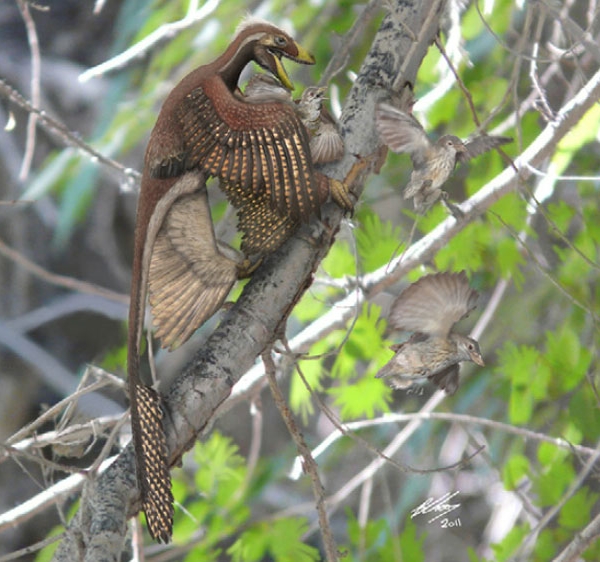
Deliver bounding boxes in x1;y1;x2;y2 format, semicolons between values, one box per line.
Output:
375;102;511;213
236;77;347;256
296;86;345;165
128;21;322;542
148;176;241;350
376;272;484;395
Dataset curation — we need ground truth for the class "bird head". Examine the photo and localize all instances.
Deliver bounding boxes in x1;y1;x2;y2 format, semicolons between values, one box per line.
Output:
455;335;485;366
234;20;315;91
301;86;326;104
438;135;467;155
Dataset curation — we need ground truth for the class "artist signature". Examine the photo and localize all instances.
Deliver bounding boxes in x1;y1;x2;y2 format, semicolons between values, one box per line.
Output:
411;491;461;523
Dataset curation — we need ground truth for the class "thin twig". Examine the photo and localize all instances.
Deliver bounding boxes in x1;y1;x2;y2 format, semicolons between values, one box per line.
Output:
291;411;597;478
78;0;219;82
512;439;600;561
262;350;338;562
0;79;141;185
0;238;128;304
16;0;41;181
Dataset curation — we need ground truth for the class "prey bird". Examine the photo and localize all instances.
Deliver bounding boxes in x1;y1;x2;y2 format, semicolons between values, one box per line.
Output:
376;271;484;395
375;102;511;214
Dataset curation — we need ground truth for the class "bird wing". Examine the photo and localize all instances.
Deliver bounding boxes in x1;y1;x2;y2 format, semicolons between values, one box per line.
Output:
243;74;292;103
459;135;512;163
148;187;239;350
389;271;479;337
375;102;430;165
310;122;345;164
227;184;298;257
166;79;318;224
428;364;460;395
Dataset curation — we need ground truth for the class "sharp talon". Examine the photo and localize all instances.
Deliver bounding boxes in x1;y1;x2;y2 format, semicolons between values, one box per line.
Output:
237;257;262;278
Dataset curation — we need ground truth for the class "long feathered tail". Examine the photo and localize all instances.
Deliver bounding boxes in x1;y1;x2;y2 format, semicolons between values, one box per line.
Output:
130;381;174;542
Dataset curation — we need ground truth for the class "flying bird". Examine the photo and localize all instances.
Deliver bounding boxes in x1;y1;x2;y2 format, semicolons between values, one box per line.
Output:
376;271;484;395
375;102;511;214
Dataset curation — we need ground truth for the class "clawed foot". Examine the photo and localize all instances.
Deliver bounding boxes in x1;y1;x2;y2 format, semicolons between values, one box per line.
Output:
237;257;263;278
441;193;465;219
329;178;354;214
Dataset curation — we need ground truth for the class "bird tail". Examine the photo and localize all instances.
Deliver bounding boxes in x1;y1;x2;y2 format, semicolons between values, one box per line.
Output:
132;383;174;542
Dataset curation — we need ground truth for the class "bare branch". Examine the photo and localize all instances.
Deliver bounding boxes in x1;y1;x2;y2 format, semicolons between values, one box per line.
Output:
263;350;337;561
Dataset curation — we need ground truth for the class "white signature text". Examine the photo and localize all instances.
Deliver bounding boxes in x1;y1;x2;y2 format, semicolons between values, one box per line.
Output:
411;491;461;523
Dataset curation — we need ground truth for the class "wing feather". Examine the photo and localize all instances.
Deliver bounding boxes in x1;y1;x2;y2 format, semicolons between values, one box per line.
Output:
178;80;317;222
148;188;239;350
459;135;512;163
389;271;478;337
375;102;431;163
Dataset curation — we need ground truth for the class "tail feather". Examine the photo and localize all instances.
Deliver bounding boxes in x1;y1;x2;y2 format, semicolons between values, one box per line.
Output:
133;383;173;542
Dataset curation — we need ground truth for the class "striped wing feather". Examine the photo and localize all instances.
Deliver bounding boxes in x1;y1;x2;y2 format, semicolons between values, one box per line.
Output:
177;80;318;223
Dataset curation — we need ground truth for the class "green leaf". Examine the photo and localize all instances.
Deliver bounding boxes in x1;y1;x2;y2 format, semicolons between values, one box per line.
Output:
535;461;575;507
545;325;591;392
497;342;549;423
502;454;530;490
534;529;558;560
321;239;356;278
194;433;247;504
495;237;526;283
355;208;403;271
559;488;598;530
290;341;330;421
490;524;530;561
269;518;320;562
547;200;576;233
328;375;390;420
435;221;491;272
229;518;319;562
537;442;568;466
397;519;427;562
228;526;269;562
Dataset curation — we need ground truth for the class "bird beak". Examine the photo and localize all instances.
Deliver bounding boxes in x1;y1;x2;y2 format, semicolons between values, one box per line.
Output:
471;351;485;366
273;42;315;91
457;143;468;153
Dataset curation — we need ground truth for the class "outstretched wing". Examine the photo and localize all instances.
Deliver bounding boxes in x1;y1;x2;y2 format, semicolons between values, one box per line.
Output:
148;187;239;350
375;102;431;167
428;364;460;395
459;135;512;163
389;271;479;337
170;79;318;223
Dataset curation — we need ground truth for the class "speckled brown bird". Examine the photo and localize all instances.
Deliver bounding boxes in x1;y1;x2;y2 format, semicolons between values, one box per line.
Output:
128;20;338;542
296;86;345;165
376;271;484;395
375;102;511;213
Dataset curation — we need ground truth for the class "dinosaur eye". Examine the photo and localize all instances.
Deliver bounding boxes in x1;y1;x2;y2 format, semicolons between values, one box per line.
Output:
274;36;287;47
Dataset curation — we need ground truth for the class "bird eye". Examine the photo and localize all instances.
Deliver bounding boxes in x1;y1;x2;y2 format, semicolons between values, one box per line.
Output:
468;343;474;350
274;36;287;47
